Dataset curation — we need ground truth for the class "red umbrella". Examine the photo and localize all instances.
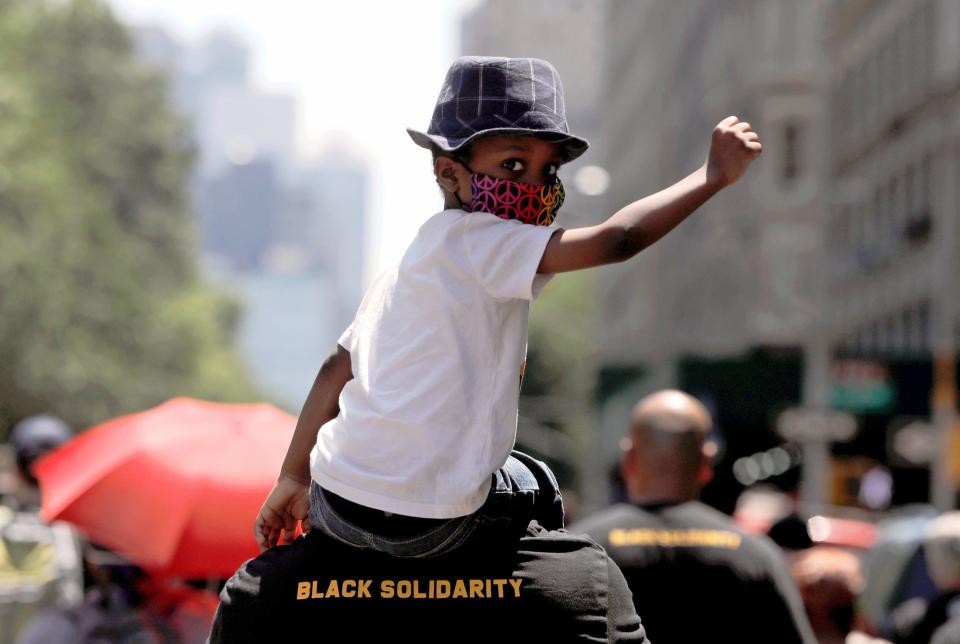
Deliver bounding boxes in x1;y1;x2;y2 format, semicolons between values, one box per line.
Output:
34;397;297;579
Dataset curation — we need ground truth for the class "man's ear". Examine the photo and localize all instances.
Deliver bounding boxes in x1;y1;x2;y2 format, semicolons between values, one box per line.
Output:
434;156;460;194
620;436;636;481
696;443;715;487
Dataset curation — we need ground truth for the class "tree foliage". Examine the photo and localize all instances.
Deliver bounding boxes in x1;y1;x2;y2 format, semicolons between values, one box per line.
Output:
522;268;600;489
0;0;258;435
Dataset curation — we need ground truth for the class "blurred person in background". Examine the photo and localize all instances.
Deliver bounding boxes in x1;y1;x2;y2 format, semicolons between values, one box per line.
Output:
790;546;886;644
768;512;815;552
3;414;73;511
570;389;815;644
0;415;83;644
890;512;960;644
17;542;219;644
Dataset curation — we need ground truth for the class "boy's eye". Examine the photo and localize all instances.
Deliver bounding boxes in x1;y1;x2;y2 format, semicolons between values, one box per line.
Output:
502;159;525;172
546;164;559;177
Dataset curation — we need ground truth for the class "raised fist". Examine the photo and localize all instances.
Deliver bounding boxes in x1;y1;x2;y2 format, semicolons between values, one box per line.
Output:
705;115;762;188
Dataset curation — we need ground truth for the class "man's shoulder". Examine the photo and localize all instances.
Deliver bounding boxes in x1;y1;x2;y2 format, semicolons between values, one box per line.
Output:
519;519;611;559
516;522;647;642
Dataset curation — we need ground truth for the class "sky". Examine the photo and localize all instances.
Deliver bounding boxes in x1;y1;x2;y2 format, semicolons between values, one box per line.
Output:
107;0;481;281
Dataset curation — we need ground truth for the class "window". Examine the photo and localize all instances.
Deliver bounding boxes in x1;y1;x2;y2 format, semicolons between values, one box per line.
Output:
782;121;803;186
918;301;931;352
885;315;898;353
887;176;899;255
878;40;891;115
894;28;908;107
906;154;933;242
904;164;915;215
919;1;935;86
902;308;914;353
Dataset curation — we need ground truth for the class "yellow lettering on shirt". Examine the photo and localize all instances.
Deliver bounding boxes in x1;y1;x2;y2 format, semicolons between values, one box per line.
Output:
296;582;310;600
380;580;395;599
608;528;742;549
293;577;524;600
469;579;484;598
325;579;340;598
357;579;373;598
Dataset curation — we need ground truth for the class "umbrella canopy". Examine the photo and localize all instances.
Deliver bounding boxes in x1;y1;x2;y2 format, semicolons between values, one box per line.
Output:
34;397;297;579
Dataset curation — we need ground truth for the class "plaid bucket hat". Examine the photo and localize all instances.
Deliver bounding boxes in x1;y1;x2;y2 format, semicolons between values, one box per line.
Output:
407;56;589;163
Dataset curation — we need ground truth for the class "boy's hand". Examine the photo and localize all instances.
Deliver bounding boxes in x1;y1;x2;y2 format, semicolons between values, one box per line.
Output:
254;473;312;552
705;115;762;188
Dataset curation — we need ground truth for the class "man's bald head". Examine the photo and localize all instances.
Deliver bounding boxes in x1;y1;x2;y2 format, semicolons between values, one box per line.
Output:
631;390;712;439
622;390;715;503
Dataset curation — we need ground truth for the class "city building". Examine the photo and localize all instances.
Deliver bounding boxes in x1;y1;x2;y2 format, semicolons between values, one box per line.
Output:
197;158;279;272
295;157;369;333
128;22;370;409
823;0;960;507
596;0;830;511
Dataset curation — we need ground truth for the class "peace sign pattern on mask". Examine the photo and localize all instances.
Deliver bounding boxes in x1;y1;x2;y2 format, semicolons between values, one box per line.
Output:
467;173;565;227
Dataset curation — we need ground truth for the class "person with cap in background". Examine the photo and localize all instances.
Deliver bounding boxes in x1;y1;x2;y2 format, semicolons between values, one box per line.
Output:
891;511;960;644
1;415;83;644
789;546;887;644
4;414;73;511
570;390;816;644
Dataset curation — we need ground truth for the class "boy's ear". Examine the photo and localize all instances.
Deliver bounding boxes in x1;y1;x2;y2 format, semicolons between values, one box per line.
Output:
434;156;460;194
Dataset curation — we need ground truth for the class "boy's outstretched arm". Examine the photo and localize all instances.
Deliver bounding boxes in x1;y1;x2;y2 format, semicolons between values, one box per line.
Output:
254;345;353;551
538;115;762;274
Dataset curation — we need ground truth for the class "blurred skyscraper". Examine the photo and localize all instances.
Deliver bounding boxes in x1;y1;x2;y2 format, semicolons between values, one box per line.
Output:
295;159;368;333
127;22;370;407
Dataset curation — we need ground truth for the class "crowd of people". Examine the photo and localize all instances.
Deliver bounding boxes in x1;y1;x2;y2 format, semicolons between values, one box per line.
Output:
6;398;960;643
0;416;221;644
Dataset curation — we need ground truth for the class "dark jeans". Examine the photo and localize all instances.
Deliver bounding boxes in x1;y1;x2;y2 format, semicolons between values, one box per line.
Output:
308;450;564;558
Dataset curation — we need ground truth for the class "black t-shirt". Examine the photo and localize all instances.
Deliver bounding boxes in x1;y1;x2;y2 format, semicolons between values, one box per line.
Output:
208;521;647;643
571;501;816;644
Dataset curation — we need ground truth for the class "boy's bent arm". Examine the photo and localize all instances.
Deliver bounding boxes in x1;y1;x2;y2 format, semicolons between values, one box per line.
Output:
538;115;761;274
281;344;353;484
538;163;722;273
254;345;352;550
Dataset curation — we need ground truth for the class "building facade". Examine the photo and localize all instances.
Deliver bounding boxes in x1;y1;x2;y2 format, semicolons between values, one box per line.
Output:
823;0;960;507
596;0;829;510
824;0;960;359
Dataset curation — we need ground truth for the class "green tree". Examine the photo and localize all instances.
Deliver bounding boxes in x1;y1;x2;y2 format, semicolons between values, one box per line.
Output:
0;0;258;435
521;268;600;493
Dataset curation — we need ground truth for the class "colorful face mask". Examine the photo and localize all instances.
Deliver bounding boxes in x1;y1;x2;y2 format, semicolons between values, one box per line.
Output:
453;160;565;226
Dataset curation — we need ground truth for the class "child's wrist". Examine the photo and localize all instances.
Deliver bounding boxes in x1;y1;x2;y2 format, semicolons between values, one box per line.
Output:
279;470;310;486
702;161;727;191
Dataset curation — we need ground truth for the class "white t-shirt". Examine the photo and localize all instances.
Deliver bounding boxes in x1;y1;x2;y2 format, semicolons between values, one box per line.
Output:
309;208;558;518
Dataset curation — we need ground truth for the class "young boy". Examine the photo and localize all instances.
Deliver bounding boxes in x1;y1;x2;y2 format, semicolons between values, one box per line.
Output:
254;56;762;551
